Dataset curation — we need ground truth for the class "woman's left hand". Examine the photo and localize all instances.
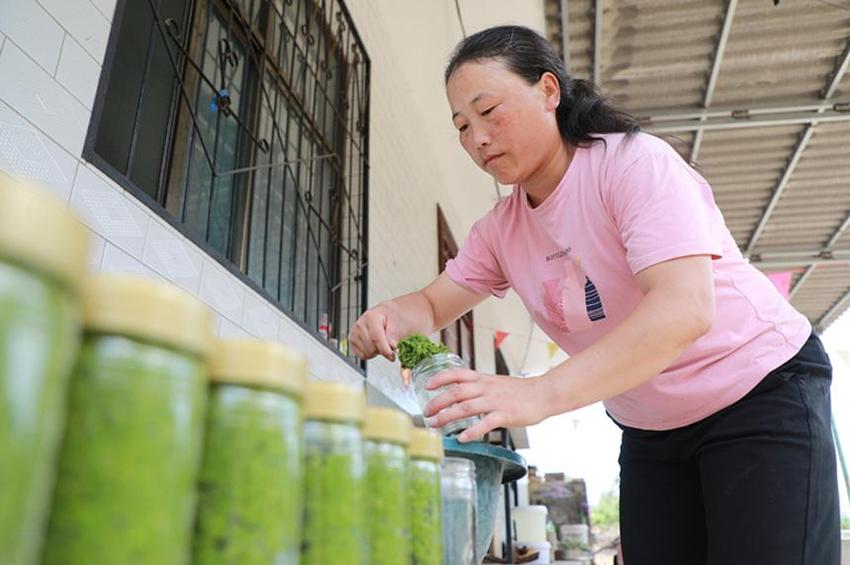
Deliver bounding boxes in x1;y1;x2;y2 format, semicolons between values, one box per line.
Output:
423;369;552;442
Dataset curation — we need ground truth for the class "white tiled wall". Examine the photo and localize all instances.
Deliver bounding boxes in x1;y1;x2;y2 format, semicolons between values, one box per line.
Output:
88;0;117;22
0;0;551;414
37;0;111;62
0;99;78;201
55;36;101;110
0;0;65;74
0;40;89;157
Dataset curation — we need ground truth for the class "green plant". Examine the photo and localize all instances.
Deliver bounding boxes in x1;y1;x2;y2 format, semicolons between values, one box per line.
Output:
397;335;448;370
841;515;849;530
559;539;590;552
590;489;619;529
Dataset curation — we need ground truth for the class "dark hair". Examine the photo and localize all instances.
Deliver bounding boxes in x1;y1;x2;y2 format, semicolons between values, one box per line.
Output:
445;25;640;147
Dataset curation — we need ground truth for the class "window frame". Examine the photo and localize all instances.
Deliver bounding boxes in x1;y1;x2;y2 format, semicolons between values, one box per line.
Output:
436;205;476;369
83;0;370;372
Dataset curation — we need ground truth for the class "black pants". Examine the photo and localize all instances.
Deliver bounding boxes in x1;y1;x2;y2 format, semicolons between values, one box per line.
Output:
616;333;841;565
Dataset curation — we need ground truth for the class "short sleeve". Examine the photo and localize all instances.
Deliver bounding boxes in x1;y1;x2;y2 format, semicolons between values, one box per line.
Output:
605;149;725;275
444;216;511;298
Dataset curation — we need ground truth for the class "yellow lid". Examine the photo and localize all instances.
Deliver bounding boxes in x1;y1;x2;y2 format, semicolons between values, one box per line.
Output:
83;274;214;357
409;428;444;461
0;177;88;292
364;407;413;446
210;339;307;396
304;381;365;424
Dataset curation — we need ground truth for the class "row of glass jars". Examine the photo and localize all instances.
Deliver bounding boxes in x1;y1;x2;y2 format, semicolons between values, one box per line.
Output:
0;178;457;564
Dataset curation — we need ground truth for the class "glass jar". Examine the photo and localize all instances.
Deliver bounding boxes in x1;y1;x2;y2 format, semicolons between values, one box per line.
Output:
0;179;88;565
43;275;213;564
193;339;307;565
364;406;413;565
441;457;477;565
409;428;444;565
411;352;481;436
301;381;366;565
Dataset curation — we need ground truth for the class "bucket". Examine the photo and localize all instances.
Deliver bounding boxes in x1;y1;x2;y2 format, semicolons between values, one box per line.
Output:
516;540;551;563
512;505;548;543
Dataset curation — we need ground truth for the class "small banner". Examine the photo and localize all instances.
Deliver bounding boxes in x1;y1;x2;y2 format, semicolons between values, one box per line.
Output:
766;271;793;300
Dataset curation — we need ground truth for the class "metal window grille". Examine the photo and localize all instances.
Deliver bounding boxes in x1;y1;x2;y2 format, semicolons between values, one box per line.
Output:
86;0;369;362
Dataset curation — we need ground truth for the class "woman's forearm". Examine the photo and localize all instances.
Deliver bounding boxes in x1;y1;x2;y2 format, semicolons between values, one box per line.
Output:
540;287;714;417
382;291;438;339
382;273;489;341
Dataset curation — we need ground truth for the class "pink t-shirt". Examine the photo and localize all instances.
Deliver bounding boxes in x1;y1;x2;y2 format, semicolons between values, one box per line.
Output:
445;132;811;430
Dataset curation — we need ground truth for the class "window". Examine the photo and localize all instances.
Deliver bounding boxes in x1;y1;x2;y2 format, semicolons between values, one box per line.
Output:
86;0;369;358
437;206;476;369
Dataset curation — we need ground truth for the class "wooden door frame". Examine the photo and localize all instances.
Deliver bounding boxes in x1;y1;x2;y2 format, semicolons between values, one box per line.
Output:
437;205;475;369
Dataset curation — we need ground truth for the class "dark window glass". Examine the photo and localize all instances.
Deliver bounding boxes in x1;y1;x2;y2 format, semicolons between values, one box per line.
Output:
86;0;369;360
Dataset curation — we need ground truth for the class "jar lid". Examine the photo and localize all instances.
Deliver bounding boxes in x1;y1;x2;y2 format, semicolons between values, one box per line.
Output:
210;339;307;396
304;380;365;424
409;428;444;461
0;177;88;292
83;274;214;357
364;407;413;445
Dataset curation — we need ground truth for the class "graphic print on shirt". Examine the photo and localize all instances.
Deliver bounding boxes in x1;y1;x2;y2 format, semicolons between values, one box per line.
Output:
542;255;606;333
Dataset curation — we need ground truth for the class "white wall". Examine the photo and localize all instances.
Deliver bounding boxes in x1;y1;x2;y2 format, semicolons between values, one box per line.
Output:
349;0;556;406
0;0;557;415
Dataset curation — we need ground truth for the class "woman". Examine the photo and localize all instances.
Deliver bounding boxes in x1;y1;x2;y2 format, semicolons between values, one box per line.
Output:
349;26;840;565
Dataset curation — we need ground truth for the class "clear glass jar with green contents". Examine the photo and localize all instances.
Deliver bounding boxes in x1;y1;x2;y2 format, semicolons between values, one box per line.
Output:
43;275;213;565
364;406;413;565
409;428;444;565
0;179;88;565
301;381;366;565
411;352;481;436
193;339;307;565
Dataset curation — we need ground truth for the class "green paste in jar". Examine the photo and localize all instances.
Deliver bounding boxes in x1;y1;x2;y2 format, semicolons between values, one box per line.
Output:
193;384;303;564
410;458;443;565
0;264;79;565
302;420;365;565
43;336;207;564
365;440;410;564
0;178;88;565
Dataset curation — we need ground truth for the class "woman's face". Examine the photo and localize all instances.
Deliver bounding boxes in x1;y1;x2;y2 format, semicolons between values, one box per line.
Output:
446;58;562;186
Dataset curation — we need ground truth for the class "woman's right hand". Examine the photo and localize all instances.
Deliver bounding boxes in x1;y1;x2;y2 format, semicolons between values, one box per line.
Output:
349;302;401;362
348;273;488;364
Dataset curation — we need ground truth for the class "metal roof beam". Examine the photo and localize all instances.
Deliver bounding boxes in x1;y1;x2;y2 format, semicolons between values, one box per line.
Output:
743;35;850;274
816;287;850;333
823;37;850;100
745;126;815;255
826;210;850;250
751;248;850;260
789;264;815;300
690;129;705;166
789;207;850;296
750;257;850;270
593;0;602;86
704;0;737;109
640;97;850;124
560;0;570;72
644;109;850;133
691;0;738;163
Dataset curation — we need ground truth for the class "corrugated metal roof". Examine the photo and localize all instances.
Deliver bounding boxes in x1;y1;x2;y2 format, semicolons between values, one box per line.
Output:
546;0;850;332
